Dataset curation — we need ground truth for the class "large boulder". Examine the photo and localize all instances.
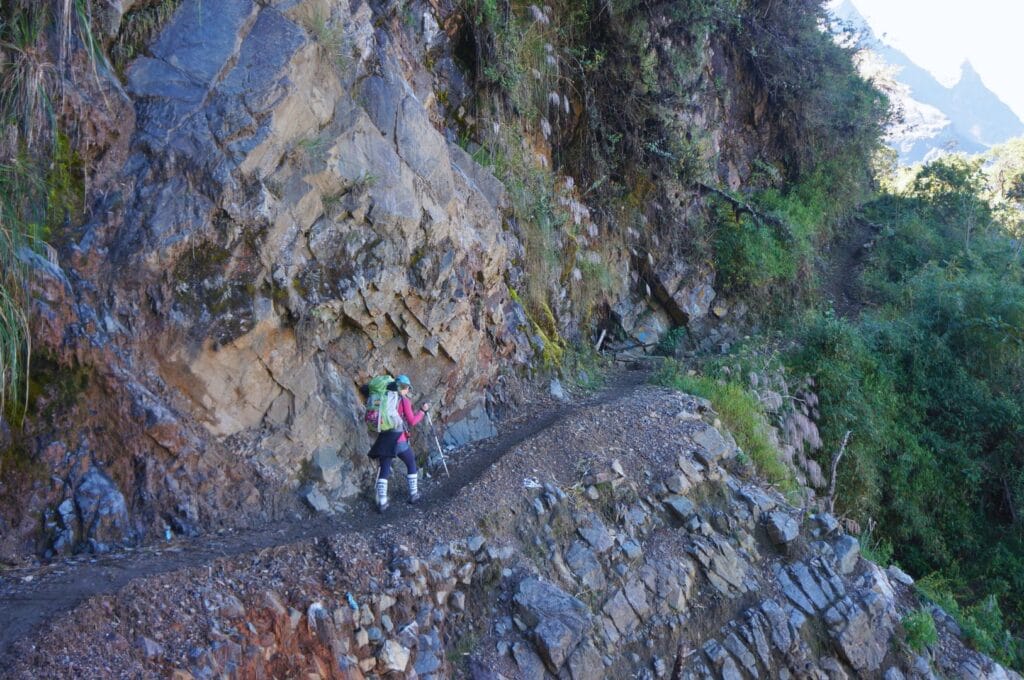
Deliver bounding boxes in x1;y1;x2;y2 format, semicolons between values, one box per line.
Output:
74;467;130;553
513;578;592;673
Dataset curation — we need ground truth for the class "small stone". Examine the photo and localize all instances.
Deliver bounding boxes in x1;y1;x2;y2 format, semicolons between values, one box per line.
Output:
550;378;568;401
766;511;800;546
621;538;643;561
135;636;164;659
513;641;547;679
887;565;914;585
451;591;466;611
218;594;246;619
665;473;691;494
467;535;486;553
301;485;331;513
380;640;410;672
813;513;840;537
833;535;860;575
664;495;696;521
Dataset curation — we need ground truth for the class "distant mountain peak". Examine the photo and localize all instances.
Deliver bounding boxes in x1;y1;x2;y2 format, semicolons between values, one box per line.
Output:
957;59;982;83
830;0;1024;163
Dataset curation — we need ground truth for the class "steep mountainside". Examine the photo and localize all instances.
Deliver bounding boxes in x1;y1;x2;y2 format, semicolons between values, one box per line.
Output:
1;0;884;562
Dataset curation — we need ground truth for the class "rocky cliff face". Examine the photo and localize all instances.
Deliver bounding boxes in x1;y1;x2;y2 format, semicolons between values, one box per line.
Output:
4;0;540;560
6;386;1019;679
1;0;836;561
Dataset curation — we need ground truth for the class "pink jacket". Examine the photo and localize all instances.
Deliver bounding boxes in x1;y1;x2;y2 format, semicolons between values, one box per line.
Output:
397;396;424;443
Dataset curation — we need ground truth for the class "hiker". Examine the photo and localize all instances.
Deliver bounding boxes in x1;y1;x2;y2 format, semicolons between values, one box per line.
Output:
373;375;430;512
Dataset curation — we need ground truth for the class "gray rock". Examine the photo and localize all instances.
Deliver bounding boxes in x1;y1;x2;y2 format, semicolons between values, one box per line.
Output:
887;565;914;586
448;141;507;210
360;75;402;140
766;511;800;545
833;536;860;575
415;630;443;675
703;639;743;680
825;594;894;673
813;513;841;537
790;562;831;610
760;599;793;652
301;485;331;513
688;536;750;597
135;636;164;659
380;639;410;672
624;578;651;619
722;632;758;677
692;426;732;461
566;542;606;592
74;467;129;552
664;495;696;521
884;668;906;680
309;448;344;488
396;93;454;202
603;589;639;636
442;405;498;448
578;515;614;553
821;656;850;679
568;642;604;680
512;641;547;680
469;658;504;680
665;472;692;494
550;378;568;401
621;538;643;561
218;594;246;619
513;578;591;673
467;534;486;553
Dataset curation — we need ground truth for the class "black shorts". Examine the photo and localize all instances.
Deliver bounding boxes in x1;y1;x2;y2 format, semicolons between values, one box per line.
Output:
368;430;402;459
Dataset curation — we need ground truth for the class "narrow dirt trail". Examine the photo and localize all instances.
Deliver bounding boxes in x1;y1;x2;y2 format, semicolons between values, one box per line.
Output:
821;217;879;318
0;368;650;662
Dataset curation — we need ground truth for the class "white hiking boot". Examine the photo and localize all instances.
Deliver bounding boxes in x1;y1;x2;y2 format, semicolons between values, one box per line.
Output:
407;473;421;504
376;478;389;513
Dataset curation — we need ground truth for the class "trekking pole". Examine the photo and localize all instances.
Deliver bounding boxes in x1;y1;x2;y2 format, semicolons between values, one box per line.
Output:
425;411;450;477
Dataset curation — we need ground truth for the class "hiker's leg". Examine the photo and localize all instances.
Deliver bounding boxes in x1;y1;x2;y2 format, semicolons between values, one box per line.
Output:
377;455;393;479
396;444;418;475
375;457;393;511
396;443;420;502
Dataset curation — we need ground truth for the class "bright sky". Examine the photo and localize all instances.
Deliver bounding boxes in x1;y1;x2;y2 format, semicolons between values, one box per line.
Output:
828;0;1024;122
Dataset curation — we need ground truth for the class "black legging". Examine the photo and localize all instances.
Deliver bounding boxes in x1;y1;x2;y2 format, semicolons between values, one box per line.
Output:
377;442;417;479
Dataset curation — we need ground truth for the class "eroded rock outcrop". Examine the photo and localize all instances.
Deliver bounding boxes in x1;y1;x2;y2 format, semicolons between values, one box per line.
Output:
3;0;540;559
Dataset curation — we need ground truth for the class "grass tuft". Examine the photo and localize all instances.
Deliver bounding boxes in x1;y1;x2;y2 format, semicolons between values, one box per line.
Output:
656;362;798;495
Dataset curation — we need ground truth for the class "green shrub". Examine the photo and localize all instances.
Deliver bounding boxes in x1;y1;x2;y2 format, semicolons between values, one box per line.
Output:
902;608;938;652
917;574;1024;669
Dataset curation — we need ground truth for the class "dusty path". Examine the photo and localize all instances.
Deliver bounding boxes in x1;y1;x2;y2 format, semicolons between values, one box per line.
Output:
821;216;878;318
0;368;650;663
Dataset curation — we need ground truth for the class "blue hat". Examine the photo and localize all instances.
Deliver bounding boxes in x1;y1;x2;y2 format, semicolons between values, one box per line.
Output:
396;374;411;386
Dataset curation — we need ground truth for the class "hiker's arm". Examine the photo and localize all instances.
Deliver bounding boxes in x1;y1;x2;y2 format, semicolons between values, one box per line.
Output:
399;397;425;427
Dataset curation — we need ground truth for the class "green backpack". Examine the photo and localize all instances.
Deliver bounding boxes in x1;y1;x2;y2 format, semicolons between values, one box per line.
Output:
363;375;403;434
